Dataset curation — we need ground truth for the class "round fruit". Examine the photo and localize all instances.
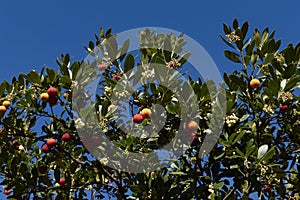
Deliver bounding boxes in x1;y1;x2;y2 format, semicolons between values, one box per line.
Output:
60;178;66;185
41;144;50;153
250;79;260;88
40;93;49;102
186;120;198;133
62;133;71;142
133;114;144;123
38;166;47;174
141;108;152;118
280;105;288;112
98;64;107;70
47;87;58;97
48;96;58;106
63;93;68;99
46;138;56;148
2;100;10;108
112;74;122;81
4;189;12;195
108;104;116;111
0;105;7;114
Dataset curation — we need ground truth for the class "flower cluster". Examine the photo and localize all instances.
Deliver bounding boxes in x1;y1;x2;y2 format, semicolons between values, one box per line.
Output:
166;58;181;69
141;65;155;79
226;32;241;42
278;91;293;102
225;113;239;127
263;104;275;115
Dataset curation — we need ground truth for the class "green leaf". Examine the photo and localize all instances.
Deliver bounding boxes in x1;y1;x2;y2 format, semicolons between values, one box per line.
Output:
254;29;260;48
0;81;6;96
124;54;134;73
261;146;275;162
283;64;296;79
178;52;192;66
232;130;245;145
257;144;268;159
241;21;249;38
224;50;240;63
284;76;300;91
223;23;231;34
28;70;41;84
118;38;130;62
233;18;238;30
263;53;275;65
163;37;172;62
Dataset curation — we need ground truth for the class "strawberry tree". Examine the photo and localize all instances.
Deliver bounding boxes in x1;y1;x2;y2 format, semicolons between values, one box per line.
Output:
0;19;299;199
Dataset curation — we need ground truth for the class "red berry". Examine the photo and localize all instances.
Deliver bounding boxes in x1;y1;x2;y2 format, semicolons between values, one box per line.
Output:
60;178;66;185
41;144;50;153
279;105;289;112
112;74;122;81
62;133;71;142
47;87;58;97
133;114;144;123
98;64;107;70
48;96;58;106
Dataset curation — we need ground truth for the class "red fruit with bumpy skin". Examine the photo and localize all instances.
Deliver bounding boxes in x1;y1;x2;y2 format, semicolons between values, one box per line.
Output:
112;74;122;81
133;114;144;123
60;178;66;185
47;87;58;97
62;133;71;142
279;105;288;112
4;189;12;195
38;166;47;174
41;144;50;153
48;96;58;106
46;138;56;148
98;64;108;70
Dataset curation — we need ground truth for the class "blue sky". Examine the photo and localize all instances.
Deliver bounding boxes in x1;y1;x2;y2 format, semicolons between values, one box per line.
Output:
0;0;299;198
0;0;299;83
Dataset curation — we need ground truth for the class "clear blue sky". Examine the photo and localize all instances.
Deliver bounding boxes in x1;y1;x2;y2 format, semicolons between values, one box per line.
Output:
0;0;299;198
0;0;299;83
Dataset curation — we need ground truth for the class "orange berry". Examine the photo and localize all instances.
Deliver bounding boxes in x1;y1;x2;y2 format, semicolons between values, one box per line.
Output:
40;93;49;102
2;100;10;108
46;138;56;148
0;105;7;114
4;189;12;195
141;108;151;118
250;79;260;88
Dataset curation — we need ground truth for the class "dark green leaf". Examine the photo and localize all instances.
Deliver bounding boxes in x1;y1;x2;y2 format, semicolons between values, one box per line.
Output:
224;50;240;63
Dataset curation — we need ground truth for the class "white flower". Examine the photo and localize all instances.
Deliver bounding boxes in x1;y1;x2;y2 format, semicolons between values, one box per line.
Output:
100;158;109;165
225;113;239;127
